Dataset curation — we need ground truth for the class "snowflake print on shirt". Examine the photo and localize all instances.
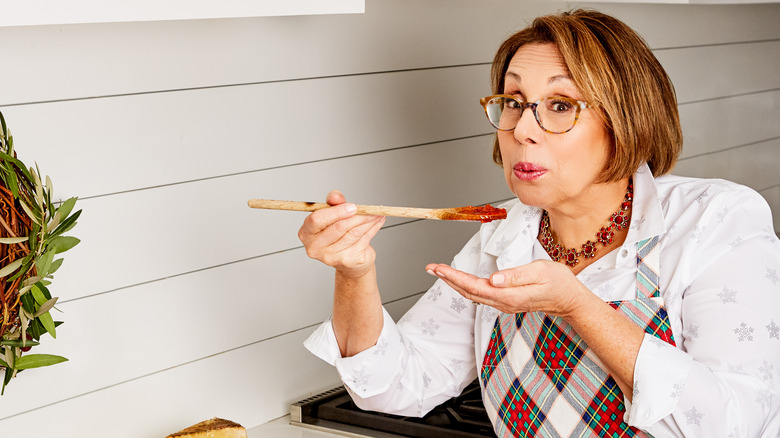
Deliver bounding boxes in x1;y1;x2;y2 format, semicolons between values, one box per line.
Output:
767;320;780;340
684;407;704;425
449;358;467;372
671;383;684;398
523;206;541;221
729;236;745;248
421;318;440;336
690;225;705;243
766;267;779;285
756;388;772;408
373;337;387;356
493;236;512;253
450;296;467;314
594;281;616;300
422;372;432;389
350;367;371;392
759;360;774;382
716;206;728;223
427;284;443;302
734;322;755;341
718;287;737;304
480;306;498;323
478;260;494;278
684;323;700;339
695;189;710;204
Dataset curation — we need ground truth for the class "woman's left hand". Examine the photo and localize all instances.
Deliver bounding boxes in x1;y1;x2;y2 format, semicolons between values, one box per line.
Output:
425;260;589;318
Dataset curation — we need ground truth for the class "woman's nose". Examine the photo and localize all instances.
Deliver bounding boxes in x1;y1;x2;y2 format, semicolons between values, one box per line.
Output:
513;106;540;144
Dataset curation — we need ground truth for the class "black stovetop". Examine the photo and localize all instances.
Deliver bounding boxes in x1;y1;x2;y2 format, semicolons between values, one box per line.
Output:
291;378;496;437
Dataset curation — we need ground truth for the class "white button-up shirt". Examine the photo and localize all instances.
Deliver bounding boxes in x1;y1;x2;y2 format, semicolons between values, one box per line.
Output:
305;163;780;437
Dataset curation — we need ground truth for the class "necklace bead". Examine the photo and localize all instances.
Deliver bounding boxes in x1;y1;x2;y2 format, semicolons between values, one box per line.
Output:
540;178;633;268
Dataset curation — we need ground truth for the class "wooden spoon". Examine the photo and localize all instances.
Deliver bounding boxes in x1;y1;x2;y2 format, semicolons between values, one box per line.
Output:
247;199;507;223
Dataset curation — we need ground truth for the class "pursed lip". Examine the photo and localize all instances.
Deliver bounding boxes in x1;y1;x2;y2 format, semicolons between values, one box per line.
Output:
513;162;547;181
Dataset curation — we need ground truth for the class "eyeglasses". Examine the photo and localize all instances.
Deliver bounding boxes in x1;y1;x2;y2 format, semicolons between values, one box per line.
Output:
479;95;589;134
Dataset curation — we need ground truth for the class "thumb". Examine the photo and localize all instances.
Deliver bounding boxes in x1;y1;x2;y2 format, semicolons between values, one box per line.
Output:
489;261;547;287
326;190;346;206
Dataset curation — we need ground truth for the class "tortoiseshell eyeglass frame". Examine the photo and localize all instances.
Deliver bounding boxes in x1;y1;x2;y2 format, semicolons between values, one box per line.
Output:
479;95;589;134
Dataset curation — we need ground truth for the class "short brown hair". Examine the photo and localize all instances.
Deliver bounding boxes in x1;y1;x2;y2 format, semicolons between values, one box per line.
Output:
489;9;682;181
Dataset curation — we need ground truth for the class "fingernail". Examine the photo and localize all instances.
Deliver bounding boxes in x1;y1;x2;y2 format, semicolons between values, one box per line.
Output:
345;203;357;213
426;269;436;277
492;273;504;285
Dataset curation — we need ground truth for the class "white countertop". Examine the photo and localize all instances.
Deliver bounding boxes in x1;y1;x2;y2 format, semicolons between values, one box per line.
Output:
247;415;405;438
248;416;343;438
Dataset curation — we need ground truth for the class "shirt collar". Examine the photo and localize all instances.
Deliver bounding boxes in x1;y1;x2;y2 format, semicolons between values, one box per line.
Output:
482;162;666;263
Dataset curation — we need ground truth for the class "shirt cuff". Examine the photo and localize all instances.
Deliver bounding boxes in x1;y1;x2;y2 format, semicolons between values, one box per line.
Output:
625;333;693;428
304;307;404;397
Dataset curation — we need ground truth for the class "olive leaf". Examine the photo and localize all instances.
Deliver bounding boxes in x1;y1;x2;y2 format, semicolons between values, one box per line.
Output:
48;258;64;275
33;298;58;318
56;197;77;223
0;339;39;348
13;354;67;370
0;236;28;244
35;250;55;277
17;199;39;226
38;312;56;338
0;258;23;278
49;236;80;254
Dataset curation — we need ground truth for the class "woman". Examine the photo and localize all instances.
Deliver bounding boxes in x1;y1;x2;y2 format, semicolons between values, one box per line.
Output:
300;10;780;437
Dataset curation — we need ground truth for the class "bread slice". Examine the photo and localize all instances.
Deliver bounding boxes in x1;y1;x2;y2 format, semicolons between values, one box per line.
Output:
166;418;247;438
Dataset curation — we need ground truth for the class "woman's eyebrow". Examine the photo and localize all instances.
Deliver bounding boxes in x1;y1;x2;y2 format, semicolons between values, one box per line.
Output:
548;74;573;85
506;71;521;83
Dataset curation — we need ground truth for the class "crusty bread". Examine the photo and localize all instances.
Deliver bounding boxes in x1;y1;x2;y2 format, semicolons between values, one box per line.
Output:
166;418;247;438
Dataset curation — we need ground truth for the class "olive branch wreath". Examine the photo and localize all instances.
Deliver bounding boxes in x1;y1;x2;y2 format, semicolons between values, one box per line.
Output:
0;110;81;395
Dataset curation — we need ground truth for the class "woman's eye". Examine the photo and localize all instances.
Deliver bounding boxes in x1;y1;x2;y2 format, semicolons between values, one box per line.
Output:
505;99;523;109
547;99;574;113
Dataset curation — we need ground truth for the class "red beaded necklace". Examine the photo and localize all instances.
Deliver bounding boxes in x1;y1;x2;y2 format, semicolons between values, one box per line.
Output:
539;178;633;268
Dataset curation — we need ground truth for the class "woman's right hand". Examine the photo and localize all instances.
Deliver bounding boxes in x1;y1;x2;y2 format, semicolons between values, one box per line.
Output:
298;190;386;278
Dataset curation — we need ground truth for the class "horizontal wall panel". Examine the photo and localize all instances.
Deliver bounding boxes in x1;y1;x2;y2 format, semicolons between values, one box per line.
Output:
3;21;775;201
0;0;555;105
3;64;492;199
0;328;342;437
576;2;780;49
674;137;780;192
2;2;779;106
678;90;780;159
657;40;780;104
51;137;507;301
0;215;478;418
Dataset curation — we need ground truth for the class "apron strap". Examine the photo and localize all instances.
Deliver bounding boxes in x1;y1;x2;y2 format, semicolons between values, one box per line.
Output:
636;236;661;299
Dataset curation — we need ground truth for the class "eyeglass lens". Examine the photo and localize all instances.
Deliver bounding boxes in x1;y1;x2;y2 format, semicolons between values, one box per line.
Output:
484;97;580;133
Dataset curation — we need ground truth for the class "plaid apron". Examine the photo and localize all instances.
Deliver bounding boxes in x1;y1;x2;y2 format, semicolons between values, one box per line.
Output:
480;237;675;438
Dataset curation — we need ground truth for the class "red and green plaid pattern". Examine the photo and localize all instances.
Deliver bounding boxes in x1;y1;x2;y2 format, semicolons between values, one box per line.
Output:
534;316;585;392
583;377;638;437
499;378;547;437
481;237;674;437
608;300;676;346
482;318;509;383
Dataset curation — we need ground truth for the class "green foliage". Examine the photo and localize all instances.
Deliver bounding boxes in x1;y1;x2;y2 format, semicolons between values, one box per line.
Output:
0;109;80;395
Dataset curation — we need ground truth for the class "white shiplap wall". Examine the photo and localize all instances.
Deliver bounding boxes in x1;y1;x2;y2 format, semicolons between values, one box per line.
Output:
0;1;778;436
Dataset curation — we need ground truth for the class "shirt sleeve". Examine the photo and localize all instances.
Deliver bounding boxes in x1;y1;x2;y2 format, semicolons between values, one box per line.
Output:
303;231;483;417
626;185;780;437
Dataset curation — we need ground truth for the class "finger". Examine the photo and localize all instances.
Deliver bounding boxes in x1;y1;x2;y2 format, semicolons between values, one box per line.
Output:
328;215;385;254
299;202;357;239
489;260;551;288
426;264;498;305
326;190;346;206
